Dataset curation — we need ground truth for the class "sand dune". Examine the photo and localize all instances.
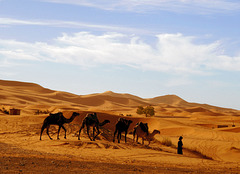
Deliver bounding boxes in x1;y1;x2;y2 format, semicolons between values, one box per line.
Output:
1;79;240;173
147;94;189;106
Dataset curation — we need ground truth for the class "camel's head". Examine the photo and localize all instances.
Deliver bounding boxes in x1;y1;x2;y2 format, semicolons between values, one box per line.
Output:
72;112;80;117
57;112;63;115
128;120;133;125
105;120;110;123
153;130;160;134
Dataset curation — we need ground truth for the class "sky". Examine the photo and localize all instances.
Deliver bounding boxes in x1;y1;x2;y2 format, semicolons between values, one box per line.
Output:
1;0;240;109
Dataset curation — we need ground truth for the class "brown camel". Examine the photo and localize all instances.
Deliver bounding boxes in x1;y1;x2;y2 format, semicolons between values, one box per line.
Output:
133;122;149;144
113;118;133;143
40;112;79;140
78;113;110;141
134;126;160;145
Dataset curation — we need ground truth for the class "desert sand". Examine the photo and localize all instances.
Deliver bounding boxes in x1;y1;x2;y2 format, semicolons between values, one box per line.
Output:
0;79;240;173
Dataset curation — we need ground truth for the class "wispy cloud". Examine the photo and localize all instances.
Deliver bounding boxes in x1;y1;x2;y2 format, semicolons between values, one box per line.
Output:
0;18;47;25
0;17;139;33
1;32;240;74
41;0;240;14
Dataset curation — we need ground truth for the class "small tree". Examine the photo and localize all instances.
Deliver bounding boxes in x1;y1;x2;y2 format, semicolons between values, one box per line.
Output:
136;106;144;115
136;105;155;117
144;105;155;117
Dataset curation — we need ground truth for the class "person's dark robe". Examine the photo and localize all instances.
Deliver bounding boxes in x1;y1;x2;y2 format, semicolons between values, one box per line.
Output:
177;140;183;154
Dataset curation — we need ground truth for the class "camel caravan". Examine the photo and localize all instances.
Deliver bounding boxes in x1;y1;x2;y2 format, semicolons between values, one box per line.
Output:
40;112;160;146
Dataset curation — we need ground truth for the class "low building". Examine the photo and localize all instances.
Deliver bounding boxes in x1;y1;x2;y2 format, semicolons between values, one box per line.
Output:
9;109;21;115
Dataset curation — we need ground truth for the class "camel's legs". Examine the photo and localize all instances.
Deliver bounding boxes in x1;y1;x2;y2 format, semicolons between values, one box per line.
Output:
57;125;62;140
117;132;121;143
113;129;117;142
87;126;93;141
133;128;136;142
62;125;67;139
46;125;52;140
40;124;47;140
93;126;100;141
57;125;67;139
78;126;83;140
142;138;144;145
78;122;85;140
93;127;95;140
124;131;127;143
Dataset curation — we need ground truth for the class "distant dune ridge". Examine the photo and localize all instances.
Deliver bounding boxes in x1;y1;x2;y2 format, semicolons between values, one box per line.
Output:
0;79;237;116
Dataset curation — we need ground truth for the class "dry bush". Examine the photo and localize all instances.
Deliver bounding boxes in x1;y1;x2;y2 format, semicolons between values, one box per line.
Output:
161;137;174;147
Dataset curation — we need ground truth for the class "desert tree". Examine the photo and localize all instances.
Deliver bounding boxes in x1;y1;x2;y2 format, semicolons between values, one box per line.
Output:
136;105;155;117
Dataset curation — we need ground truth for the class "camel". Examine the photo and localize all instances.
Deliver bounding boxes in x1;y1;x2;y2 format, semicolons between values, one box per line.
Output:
40;112;79;140
133;122;149;144
113;118;133;143
133;124;160;145
78;113;110;141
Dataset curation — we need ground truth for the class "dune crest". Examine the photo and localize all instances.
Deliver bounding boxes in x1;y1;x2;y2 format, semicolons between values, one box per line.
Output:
0;79;237;115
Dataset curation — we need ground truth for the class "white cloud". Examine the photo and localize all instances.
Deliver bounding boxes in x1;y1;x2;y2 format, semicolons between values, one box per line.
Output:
0;32;240;74
41;0;240;14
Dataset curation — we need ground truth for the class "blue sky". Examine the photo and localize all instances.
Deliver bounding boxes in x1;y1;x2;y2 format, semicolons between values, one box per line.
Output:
1;0;240;109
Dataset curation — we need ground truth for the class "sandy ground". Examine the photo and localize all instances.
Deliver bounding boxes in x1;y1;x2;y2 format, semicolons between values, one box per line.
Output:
1;80;240;173
1;114;240;173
